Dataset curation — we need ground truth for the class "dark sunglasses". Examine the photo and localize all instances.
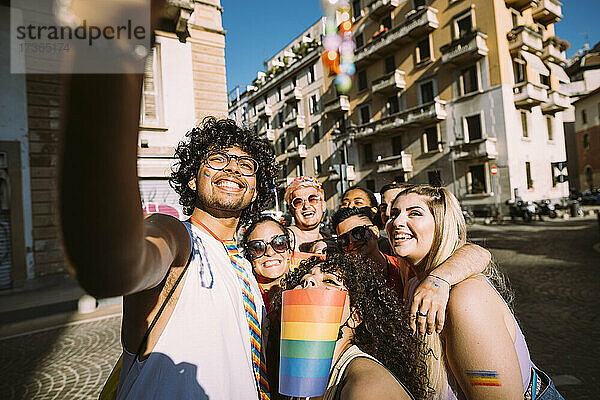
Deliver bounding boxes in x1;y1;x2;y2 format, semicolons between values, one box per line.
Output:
245;234;291;260
337;225;374;249
291;194;321;209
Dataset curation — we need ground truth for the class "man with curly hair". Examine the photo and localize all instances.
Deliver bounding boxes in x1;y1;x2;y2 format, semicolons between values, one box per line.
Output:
60;66;277;399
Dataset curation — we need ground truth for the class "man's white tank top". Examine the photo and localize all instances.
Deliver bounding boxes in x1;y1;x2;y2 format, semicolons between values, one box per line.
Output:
116;222;266;399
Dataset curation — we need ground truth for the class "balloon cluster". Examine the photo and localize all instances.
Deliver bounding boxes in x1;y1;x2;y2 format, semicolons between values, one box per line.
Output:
322;0;356;93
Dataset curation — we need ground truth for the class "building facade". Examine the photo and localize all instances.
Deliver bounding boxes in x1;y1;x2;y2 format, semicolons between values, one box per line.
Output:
0;0;227;290
347;0;570;214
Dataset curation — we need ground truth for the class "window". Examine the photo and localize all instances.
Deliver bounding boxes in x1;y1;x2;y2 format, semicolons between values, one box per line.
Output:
277;86;282;102
359;105;371;124
308;64;315;83
454;12;473;39
465;114;483;141
381;15;392;30
546;116;553;141
276;110;284;128
312;124;320;144
423;126;439;153
413;0;426;8
364;143;373;164
513;58;526;83
314;156;322;175
392;136;402;155
352;0;361;19
511;12;519;28
384;55;396;74
583;133;590;149
291;76;297;88
295;162;304;177
386;95;400;116
525;161;533;189
141;45;164;126
355;32;364;49
540;73;550;87
428;170;442;187
394;174;406;183
585;166;594;188
419;80;435;104
520;111;528;138
417;36;431;63
366;179;376;192
460;65;479;95
551;163;557;187
581;109;587;124
468;165;487;194
309;94;319;114
358;70;368;91
279;135;286;153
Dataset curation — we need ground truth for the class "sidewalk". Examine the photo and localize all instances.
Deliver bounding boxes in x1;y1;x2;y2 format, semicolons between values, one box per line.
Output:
0;274;122;338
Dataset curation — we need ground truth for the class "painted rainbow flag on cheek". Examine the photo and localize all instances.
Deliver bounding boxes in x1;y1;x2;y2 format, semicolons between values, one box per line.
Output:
279;288;348;397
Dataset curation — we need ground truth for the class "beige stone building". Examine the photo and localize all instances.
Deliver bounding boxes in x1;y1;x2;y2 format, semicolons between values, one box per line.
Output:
0;0;227;290
346;0;570;214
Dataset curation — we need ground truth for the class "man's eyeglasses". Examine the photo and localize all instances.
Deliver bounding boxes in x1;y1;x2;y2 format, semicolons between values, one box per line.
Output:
245;235;291;260
337;225;374;249
205;151;259;176
291;194;321;209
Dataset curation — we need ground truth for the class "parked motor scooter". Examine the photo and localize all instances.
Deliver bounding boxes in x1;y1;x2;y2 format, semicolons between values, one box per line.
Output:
535;199;557;219
506;199;536;222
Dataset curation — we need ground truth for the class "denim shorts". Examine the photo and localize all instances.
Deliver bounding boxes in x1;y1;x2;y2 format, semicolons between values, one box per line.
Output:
532;367;565;400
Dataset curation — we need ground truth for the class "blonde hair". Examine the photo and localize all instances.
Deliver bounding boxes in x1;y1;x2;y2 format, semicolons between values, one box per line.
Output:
395;186;467;398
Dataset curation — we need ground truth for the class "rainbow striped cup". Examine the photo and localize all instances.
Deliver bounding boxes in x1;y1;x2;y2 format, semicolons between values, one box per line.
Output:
279;288;348;397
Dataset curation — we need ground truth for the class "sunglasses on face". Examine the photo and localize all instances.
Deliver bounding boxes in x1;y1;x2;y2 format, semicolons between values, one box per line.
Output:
291;194;321;209
337;225;374;249
205;151;259;176
245;234;291;260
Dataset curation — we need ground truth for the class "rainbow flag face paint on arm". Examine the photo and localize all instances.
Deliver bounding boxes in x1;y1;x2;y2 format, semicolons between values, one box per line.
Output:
466;370;501;387
279;288;348;397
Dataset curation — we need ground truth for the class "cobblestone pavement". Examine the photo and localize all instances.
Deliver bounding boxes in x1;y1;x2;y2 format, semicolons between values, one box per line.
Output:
0;315;122;400
0;218;597;399
469;217;599;400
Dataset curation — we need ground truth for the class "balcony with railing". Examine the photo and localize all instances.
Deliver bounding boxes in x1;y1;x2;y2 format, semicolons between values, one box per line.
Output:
354;100;447;139
504;0;537;11
323;96;351;115
365;0;402;18
513;81;548;108
355;7;438;66
284;87;303;103
284;114;306;131
376;152;413;173
256;104;273;120
441;31;489;65
507;26;543;54
372;69;406;95
453;138;498;161
258;128;275;141
532;0;562;25
541;90;570;113
541;38;567;64
328;165;356;181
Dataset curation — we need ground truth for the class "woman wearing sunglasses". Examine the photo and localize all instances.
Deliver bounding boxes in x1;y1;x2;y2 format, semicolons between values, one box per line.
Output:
242;216;293;311
331;206;491;336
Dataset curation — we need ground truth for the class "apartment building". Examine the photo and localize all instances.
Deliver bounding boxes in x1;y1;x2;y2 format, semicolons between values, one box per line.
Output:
0;1;226;290
228;19;354;210
346;0;569;214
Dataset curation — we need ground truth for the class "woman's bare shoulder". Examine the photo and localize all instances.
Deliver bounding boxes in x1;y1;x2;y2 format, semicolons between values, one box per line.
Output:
341;357;412;400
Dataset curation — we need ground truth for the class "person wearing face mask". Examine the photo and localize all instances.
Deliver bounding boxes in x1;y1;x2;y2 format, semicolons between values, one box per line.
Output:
331;206;491;336
389;186;564;400
284;176;329;251
242;216;293;311
272;253;432;400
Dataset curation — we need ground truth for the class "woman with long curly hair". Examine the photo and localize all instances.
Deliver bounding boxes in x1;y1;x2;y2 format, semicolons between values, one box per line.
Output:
388;185;564;400
271;253;432;400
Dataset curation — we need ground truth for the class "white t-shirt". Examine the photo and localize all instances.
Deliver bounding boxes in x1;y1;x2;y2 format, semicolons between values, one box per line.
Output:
117;222;266;399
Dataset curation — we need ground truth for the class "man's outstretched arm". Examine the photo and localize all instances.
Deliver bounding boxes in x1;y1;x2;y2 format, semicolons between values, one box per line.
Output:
59;44;187;298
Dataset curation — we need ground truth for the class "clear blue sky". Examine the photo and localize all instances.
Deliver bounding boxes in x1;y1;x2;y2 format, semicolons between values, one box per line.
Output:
223;0;600;94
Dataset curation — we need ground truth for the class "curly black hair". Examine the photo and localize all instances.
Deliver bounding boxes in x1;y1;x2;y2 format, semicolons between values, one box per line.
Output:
274;253;432;400
330;206;375;232
240;216;291;262
342;186;379;207
169;117;278;226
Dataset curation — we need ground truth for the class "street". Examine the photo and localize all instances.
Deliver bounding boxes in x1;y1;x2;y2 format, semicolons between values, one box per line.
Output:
0;217;598;399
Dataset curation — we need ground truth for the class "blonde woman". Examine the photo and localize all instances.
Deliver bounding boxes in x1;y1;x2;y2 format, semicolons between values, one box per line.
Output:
388;186;563;400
